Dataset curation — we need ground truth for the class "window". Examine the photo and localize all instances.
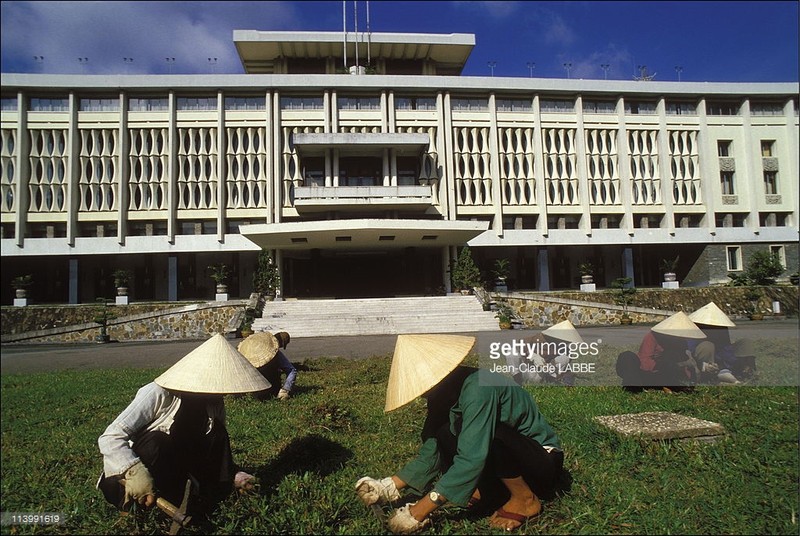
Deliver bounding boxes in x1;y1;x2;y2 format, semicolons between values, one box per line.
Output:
497;98;533;112
717;140;732;157
582;100;616;114
395;97;436;111
726;246;742;271
751;102;783;116
129;97;168;111
338;96;380;110
279;96;323;110
666;101;697;115
707;101;740;116
720;171;735;195
1;97;17;111
625;101;657;115
769;245;786;269
301;157;325;186
763;171;778;195
225;97;265;111
79;98;120;112
396;156;419;185
539;99;574;113
30;97;69;112
176;97;217;111
760;140;774;157
451;98;489;112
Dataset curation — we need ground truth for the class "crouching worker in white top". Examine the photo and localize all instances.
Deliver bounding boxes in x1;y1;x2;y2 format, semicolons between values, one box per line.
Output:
96;333;271;514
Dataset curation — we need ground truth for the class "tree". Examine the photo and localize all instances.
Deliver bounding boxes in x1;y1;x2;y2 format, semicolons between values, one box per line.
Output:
610;277;636;318
252;250;281;296
451;246;481;291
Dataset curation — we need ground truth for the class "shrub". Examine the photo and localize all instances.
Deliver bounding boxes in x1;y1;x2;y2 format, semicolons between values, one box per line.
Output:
252;250;281;296
451;246;481;290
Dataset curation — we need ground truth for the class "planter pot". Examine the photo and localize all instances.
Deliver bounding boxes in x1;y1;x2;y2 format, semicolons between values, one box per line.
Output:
216;284;228;294
663;272;677;282
790;275;800;286
499;321;512;330
620;316;633;325
15;288;27;299
116;286;128;296
240;329;254;339
459;289;471;296
95;334;111;343
581;275;594;284
749;314;764;321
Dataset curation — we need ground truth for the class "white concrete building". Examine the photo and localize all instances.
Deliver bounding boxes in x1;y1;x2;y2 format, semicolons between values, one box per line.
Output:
1;30;798;304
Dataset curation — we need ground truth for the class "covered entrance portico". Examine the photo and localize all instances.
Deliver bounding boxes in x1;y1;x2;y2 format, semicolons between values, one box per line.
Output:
240;219;489;299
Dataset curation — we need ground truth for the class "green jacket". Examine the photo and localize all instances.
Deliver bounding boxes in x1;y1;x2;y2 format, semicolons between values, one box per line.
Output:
397;370;560;506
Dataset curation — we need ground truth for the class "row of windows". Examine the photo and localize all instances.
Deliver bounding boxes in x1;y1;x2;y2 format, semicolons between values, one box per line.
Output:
719;170;780;195
718;139;776;157
726;245;786;272
3;95;794;116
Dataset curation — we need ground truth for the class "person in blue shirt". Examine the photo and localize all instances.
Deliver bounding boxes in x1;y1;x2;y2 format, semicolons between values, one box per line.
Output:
238;331;297;400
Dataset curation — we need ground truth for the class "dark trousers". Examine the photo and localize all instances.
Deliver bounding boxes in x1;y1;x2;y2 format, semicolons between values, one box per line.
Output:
98;420;236;510
434;421;565;503
616;351;689;390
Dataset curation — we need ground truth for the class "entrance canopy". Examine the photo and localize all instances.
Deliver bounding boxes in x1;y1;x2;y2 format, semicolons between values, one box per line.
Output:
239;219;489;250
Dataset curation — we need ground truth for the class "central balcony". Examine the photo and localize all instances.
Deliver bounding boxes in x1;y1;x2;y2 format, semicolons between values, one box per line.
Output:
293;185;432;211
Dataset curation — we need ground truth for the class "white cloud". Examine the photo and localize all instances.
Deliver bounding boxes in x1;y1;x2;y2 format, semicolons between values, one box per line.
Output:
1;1;300;74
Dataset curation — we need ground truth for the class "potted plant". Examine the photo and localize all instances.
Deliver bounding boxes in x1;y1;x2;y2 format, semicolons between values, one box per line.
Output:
93;297;116;343
451;246;481;295
493;258;510;291
252;250;281;300
112;269;132;296
240;306;257;338
578;262;594;285
208;263;230;293
790;272;800;286
611;277;636;324
11;274;33;299
660;256;679;282
495;303;514;329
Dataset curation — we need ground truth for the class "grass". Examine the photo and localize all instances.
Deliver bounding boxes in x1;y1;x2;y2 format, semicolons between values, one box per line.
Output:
1;344;798;535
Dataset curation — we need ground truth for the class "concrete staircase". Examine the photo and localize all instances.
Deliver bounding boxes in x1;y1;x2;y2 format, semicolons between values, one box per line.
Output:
252;295;501;337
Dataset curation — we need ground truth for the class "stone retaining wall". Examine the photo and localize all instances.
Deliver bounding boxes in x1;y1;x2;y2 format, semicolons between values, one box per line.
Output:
1;301;248;344
496;285;797;328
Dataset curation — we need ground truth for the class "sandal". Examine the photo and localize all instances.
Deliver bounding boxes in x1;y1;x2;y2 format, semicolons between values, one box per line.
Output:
492;508;535;531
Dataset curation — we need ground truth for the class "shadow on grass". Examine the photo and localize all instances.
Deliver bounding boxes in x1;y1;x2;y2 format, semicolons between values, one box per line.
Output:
253;433;353;498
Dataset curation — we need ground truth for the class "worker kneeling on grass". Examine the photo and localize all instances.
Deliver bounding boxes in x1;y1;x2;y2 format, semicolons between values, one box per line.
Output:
356;334;569;534
96;333;270;514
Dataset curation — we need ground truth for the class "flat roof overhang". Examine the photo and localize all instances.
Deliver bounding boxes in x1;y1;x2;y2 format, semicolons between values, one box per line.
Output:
292;132;428;155
233;30;475;73
239;219;489;250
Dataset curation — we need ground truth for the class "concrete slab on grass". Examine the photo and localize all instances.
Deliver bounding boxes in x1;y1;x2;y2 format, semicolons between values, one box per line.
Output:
594;411;726;442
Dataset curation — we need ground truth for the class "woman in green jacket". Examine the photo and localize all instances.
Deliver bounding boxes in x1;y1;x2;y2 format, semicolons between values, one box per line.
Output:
356;334;567;533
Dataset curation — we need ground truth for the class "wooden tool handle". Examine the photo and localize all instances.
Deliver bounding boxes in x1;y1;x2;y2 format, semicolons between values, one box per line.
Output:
156;497;191;526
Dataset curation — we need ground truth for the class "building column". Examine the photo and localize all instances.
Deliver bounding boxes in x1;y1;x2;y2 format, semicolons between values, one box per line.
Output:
442;245;451;293
275;248;284;300
168;255;178;301
622;247;635;286
69;258;79;304
537;247;550;291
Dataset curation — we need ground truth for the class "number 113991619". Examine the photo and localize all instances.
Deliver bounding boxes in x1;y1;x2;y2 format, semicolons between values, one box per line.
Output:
1;512;65;525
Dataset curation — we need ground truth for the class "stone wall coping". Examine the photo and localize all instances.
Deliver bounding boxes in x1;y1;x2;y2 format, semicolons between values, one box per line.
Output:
1;300;248;344
496;292;676;317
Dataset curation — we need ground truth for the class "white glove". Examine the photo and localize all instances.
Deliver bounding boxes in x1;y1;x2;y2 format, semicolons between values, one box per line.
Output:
387;504;430;535
122;461;155;506
355;476;400;506
277;388;290;400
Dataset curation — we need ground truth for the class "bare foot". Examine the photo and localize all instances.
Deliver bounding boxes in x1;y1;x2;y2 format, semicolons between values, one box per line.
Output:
488;494;541;531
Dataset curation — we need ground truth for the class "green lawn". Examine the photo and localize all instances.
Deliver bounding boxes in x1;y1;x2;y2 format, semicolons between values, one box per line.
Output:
1;347;798;535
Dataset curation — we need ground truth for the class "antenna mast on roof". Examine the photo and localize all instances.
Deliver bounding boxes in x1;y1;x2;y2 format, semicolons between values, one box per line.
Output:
353;1;359;70
342;0;347;69
366;1;371;66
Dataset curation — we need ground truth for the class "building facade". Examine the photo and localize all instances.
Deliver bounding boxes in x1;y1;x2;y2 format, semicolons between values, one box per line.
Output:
1;31;798;304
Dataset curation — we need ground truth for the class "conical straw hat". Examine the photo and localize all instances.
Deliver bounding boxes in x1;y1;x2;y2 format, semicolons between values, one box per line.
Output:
651;311;706;339
384;334;475;413
688;302;736;328
155;333;271;394
542;320;583;344
237;332;280;368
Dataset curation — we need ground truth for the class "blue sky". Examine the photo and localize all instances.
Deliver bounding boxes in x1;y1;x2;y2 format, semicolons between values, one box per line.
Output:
1;1;797;82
